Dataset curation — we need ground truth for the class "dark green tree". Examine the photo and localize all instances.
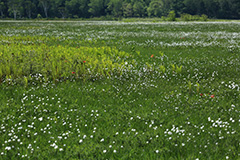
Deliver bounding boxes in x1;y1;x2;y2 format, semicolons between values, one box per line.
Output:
183;0;198;15
65;0;79;17
66;0;90;18
39;0;53;18
0;0;238;19
88;0;105;16
25;0;36;18
0;1;6;18
170;0;184;16
228;0;240;19
7;0;22;19
147;0;163;17
107;0;123;17
202;0;218;18
123;2;133;17
133;0;145;17
58;6;67;18
50;0;67;18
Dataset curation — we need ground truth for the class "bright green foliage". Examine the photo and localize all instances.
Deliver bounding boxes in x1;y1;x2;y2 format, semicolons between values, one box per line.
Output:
196;82;200;93
188;80;192;93
23;76;28;88
176;65;182;74
159;65;165;73
200;14;208;21
181;13;208;21
167;10;176;21
171;64;175;72
0;36;129;83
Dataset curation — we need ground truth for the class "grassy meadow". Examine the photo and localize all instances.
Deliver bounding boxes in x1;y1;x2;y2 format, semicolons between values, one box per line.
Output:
0;21;240;159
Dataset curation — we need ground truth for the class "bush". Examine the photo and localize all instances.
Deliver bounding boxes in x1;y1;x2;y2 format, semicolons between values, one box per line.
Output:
192;15;200;21
201;14;208;21
73;15;79;19
181;13;208;21
37;14;42;19
167;10;176;21
181;14;191;21
161;16;166;21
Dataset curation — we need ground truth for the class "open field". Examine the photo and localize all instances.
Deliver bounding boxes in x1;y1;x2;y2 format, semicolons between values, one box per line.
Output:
0;21;240;159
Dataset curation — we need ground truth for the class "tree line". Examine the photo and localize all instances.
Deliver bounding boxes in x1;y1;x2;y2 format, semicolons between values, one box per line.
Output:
0;0;239;20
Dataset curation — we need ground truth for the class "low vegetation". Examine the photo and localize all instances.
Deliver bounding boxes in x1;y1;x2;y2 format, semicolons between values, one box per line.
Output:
0;21;239;159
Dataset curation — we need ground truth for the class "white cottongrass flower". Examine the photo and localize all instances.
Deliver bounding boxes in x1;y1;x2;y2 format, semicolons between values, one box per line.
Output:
5;146;11;150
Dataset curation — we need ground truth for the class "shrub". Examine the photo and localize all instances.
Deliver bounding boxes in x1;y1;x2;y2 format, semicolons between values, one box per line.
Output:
73;15;79;19
161;16;166;21
201;14;208;21
192;15;200;21
167;10;176;21
181;13;208;21
37;14;42;19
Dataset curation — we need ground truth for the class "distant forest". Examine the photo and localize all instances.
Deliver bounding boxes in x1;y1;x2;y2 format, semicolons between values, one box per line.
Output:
0;0;239;19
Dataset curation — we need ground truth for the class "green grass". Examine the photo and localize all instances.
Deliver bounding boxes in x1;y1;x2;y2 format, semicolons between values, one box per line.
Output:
0;21;240;159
